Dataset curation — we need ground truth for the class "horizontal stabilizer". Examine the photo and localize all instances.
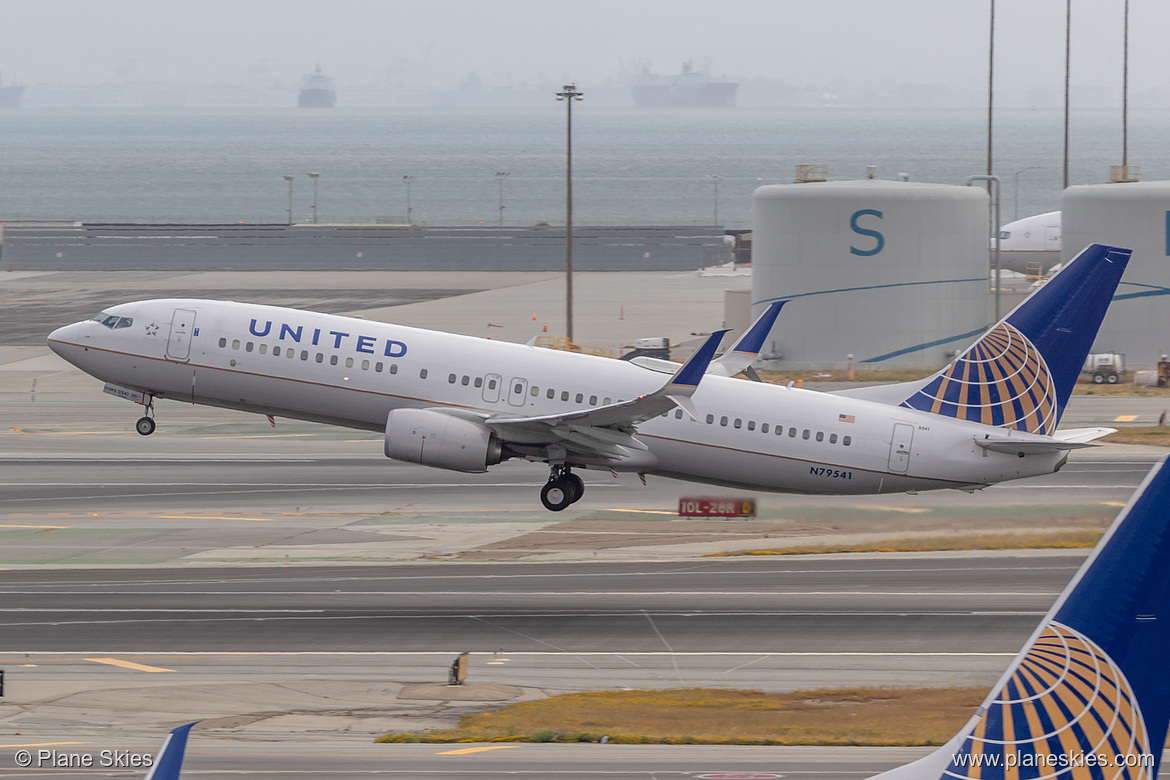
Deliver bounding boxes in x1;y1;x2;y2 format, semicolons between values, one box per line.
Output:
1053;426;1116;443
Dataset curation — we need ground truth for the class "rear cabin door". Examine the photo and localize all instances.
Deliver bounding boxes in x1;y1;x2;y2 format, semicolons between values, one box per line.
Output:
166;308;197;362
887;423;914;473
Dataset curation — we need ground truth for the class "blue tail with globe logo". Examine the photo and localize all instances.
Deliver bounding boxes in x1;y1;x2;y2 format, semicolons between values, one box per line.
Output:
899;243;1130;435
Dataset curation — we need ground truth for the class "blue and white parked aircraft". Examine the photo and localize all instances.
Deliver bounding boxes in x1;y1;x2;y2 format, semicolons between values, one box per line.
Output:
870;454;1170;780
47;244;1129;511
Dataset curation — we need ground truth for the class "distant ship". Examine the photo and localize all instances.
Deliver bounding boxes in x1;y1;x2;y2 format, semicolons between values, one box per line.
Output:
298;63;336;108
0;72;24;109
631;60;737;108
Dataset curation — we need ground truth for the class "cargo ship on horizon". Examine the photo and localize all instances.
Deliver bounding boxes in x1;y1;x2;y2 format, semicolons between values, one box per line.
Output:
630;59;737;108
0;72;24;108
298;62;336;108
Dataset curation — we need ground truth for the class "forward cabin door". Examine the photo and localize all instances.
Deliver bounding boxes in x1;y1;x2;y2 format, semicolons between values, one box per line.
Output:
887;423;914;473
507;377;528;407
166;308;197;362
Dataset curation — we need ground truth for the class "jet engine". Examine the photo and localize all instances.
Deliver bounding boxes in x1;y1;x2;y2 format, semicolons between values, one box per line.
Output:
384;408;504;473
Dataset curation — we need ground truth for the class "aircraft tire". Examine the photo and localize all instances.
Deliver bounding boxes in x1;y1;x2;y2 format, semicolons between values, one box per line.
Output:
564;473;585;504
135;416;156;436
540;479;574;511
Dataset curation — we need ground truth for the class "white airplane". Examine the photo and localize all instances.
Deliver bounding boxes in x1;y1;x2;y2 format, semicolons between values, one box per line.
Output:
871;454;1170;780
47;243;1128;511
995;210;1061;274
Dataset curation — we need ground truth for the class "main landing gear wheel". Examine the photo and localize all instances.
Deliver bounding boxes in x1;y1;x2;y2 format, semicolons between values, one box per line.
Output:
540;465;585;511
135;416;156;436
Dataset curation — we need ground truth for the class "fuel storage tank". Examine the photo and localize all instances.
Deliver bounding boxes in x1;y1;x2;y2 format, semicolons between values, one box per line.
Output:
1061;182;1170;367
752;179;989;369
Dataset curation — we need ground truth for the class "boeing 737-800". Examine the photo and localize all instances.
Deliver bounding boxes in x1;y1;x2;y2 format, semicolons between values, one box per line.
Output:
47;243;1129;511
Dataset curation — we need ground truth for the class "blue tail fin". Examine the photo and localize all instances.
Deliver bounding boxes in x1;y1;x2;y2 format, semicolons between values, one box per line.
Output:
144;721;198;780
899;244;1130;434
870;456;1170;780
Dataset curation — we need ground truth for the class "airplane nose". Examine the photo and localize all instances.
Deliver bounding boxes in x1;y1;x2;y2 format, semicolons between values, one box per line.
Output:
47;322;82;358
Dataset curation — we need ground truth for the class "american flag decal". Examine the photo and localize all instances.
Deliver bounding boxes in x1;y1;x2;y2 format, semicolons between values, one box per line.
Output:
838;414;855;423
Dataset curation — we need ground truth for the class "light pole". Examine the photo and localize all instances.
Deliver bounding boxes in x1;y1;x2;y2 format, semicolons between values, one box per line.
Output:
711;174;721;225
403;175;415;225
307;172;320;223
556;83;583;343
1012;167;1041;221
282;175;294;225
495;172;509;227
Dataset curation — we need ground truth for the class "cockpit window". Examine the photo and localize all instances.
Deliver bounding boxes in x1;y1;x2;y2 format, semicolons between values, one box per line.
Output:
90;312;132;329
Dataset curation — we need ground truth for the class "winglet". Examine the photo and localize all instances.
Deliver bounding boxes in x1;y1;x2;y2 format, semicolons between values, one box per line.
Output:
666;330;730;393
143;721;199;780
711;301;786;377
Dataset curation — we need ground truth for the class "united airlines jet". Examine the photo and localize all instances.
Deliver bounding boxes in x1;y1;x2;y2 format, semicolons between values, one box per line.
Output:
47;244;1129;511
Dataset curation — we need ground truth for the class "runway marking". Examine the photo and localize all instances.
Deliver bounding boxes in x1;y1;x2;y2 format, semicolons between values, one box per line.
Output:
0;743;90;748
1113;415;1139;422
0;524;68;529
436;746;520;755
157;514;275;522
85;657;174;672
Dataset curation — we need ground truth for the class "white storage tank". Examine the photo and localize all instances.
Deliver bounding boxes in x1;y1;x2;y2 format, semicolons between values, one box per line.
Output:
752;180;990;369
1062;182;1170;367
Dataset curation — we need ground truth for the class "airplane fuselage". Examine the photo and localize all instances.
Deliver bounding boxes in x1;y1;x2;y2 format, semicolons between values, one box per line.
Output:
48;298;1068;496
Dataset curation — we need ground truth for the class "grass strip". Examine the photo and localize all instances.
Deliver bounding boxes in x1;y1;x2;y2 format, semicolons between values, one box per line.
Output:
702;530;1101;557
377;687;987;746
1100;426;1170;446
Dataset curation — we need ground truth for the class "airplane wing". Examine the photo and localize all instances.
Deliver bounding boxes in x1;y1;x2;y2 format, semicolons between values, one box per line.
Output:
485;330;729;463
709;300;785;377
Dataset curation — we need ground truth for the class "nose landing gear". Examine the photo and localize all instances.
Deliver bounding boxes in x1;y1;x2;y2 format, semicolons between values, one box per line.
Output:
540;464;585;511
135;397;156;436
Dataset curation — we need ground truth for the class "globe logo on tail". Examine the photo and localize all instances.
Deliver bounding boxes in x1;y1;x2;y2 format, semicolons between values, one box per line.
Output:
945;622;1151;780
903;322;1057;434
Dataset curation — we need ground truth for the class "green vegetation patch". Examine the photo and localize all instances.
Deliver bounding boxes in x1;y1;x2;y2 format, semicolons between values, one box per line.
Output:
377;687;987;746
707;530;1102;557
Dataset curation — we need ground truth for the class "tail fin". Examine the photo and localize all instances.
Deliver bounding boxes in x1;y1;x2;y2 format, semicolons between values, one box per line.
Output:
870;456;1170;780
143;721;198;780
898;244;1130;434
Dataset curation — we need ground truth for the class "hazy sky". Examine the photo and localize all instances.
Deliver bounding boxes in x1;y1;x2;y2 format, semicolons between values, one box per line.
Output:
2;0;1165;100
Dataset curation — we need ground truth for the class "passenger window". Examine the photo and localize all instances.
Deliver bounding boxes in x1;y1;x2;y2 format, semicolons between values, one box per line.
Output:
259;344;267;355
802;429;811;440
462;375;470;386
330;355;339;366
420;369;428;379
589;395;597;405
300;350;308;360
245;342;254;353
488;378;496;389
345;357;353;368
720;416;728;427
843;435;852;446
514;382;524;394
734;418;742;429
575;393;584;403
390;364;397;374
561;391;569;401
789;427;797;437
232;339;240;350
449;373;457;384
761;423;769;433
830;433;837;444
274;346;282;356
546;388;554;399
375;362;383;372
474;376;482;387
706;414;714;424
604;397;611;404
361;359;370;370
316;353;324;363
531;386;540;397
816;431;824;442
675;409;683;419
218;337;227;348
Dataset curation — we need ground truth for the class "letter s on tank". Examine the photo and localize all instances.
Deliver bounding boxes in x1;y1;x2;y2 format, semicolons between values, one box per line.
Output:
849;209;884;256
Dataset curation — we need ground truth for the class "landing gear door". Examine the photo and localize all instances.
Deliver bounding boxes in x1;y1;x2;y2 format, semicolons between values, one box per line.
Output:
166;308;197;362
888;423;914;473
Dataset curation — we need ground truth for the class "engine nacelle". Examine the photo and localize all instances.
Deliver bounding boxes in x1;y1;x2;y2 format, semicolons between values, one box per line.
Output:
384;408;503;473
